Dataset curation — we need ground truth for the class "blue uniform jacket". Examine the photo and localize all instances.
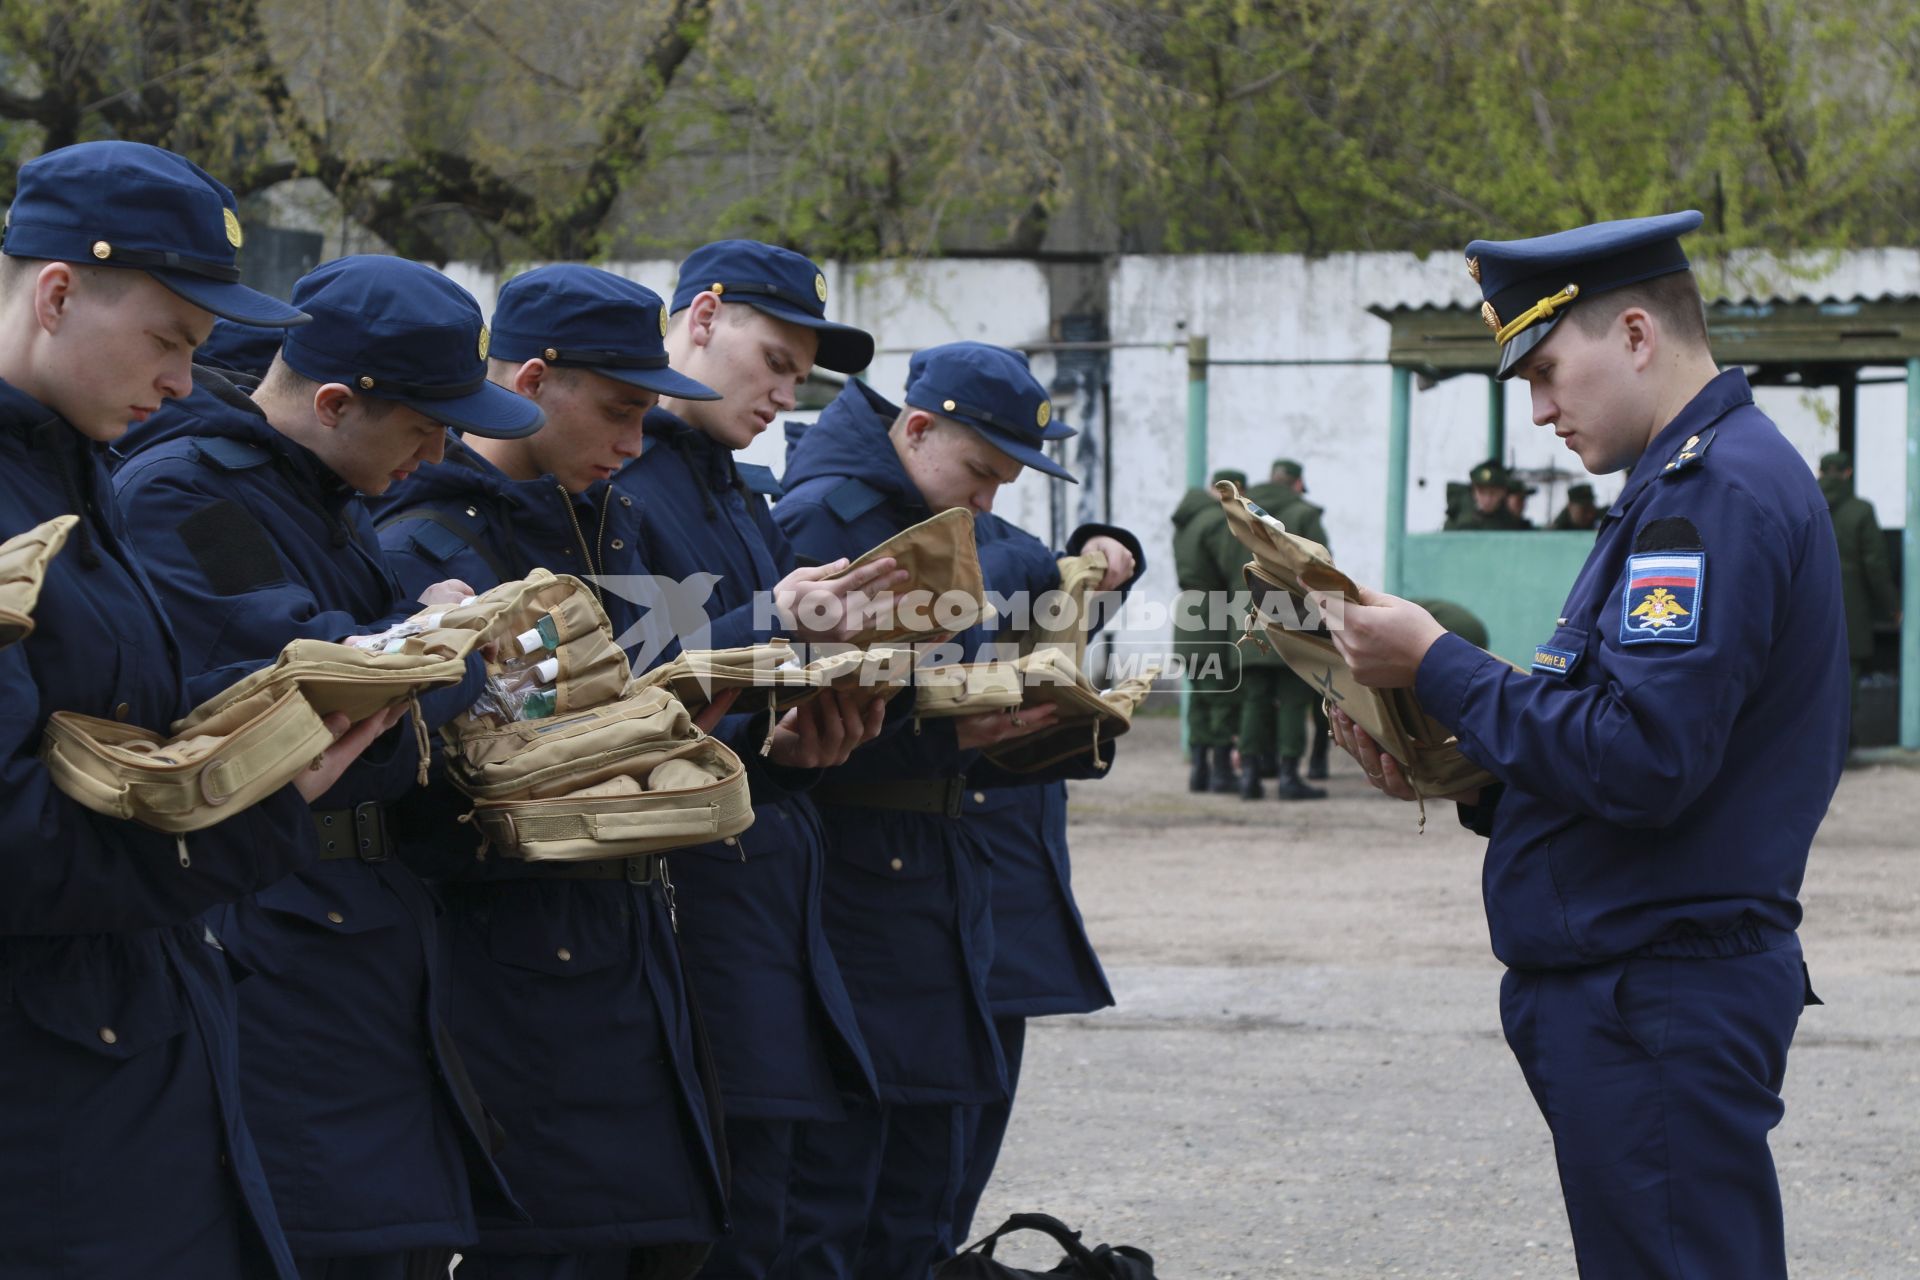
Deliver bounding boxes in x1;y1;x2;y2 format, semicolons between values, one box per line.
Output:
610;408;878;1120
771;380;1120;1104
109;370;519;1257
0;379;314;1279
372;437;728;1252
1417;370;1849;970
960;511;1143;1019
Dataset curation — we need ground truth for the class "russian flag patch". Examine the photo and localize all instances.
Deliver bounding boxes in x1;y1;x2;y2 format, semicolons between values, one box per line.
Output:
1619;551;1704;645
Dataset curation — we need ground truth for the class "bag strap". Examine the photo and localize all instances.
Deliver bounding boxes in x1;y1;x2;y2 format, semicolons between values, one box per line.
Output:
968;1213;1114;1277
375;506;517;586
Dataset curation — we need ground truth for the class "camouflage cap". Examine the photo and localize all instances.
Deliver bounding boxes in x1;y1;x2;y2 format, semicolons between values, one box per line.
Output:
1819;451;1851;472
1210;467;1249;488
1469;459;1507;487
1566;483;1596;504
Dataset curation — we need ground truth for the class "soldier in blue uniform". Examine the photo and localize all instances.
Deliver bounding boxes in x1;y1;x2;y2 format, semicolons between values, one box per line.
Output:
946;507;1143;1247
772;342;1136;1280
377;263;869;1280
1323;211;1847;1279
112;254;543;1280
0;141;399;1278
613;242;906;1280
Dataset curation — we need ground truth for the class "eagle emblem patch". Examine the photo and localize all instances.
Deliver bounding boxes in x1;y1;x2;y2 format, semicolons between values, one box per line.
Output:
1620;551;1704;645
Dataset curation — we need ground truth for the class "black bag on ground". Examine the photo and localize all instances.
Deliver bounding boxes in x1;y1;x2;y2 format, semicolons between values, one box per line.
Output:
938;1213;1157;1279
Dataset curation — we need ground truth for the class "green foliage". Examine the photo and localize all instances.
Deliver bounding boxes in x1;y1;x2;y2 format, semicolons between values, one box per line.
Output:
0;0;1914;261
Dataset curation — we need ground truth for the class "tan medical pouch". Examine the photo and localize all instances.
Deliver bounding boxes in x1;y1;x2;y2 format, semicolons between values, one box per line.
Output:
829;508;993;646
0;514;78;649
1215;479;1508;801
636;640;916;721
434;570;754;862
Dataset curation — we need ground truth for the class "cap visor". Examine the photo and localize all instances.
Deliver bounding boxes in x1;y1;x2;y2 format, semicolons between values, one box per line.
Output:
595;363;723;402
971;425;1078;483
408;380;546;440
1495;315;1559;380
153;270;310;328
744;299;875;374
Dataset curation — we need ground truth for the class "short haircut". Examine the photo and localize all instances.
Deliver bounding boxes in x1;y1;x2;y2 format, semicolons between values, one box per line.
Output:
0;254;135;301
258;354;397;419
1569;269;1710;350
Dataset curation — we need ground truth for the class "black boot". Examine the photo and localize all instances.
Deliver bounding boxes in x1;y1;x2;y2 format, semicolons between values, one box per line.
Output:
1274;757;1327;801
1208;745;1239;794
1189;746;1211;793
1239;754;1265;800
1306;731;1330;781
1256;753;1280;779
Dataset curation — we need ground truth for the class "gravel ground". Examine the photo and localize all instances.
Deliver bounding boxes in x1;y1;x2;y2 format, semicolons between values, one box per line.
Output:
966;713;1920;1278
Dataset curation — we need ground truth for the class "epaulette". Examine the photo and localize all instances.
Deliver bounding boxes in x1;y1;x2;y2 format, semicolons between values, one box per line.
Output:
1660;426;1717;477
190;437;271;471
736;462;785;499
825;477;887;523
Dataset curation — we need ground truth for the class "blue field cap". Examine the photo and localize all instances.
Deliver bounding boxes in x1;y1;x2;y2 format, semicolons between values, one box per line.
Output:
1467;210;1705;379
905;341;1077;483
2;141;307;327
490;265;719;401
672;240;874;374
197;319;284;380
281;255;543;439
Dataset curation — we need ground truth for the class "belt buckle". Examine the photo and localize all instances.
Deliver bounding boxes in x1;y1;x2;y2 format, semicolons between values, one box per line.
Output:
942;778;964;819
625;855;657;885
351;800;390;863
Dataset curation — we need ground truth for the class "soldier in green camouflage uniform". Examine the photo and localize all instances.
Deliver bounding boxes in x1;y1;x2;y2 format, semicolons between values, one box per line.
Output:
1819;452;1900;745
1174;467;1246;791
1444;459;1529;531
1550;482;1600;530
1232;460;1329;801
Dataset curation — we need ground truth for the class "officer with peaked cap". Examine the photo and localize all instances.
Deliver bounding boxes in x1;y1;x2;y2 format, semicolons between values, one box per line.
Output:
377;264;747;1280
774;341;1135;1279
607;241;904;1280
1172;466;1246;793
1550;482;1601;530
1322;210;1847;1278
0;141;398;1278
113;253;545;1279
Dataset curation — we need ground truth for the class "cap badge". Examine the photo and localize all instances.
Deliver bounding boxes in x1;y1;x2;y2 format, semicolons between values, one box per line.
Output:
1466;255;1481;284
1036;399;1052;429
223;208;244;249
813;272;828;303
1481;301;1500;331
658;306;668;338
477;325;490;361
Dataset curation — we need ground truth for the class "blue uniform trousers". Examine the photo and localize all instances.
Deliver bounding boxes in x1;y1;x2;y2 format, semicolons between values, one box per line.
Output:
452;1249;627;1279
698;1118;797;1279
1499;938;1806;1279
296;1250;452;1279
780;1101;968;1280
950;1016;1028;1249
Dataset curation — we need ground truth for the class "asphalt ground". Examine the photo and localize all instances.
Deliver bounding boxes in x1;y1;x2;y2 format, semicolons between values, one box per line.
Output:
965;712;1920;1278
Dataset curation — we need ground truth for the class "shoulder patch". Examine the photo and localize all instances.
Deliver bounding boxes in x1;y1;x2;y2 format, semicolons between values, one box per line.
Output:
1619;550;1704;646
190;437;272;472
177;499;286;595
1633;516;1704;553
825;477;887;524
1659;427;1717;477
735;462;785;499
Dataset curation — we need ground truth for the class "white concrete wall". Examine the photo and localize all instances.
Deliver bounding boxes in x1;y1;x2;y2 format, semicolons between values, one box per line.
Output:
437;250;1919;651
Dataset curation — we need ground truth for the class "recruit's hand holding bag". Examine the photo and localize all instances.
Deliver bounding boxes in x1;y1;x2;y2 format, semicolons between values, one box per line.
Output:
1214;479;1509;804
42;604;481;834
431;571;754;862
827;507;993;646
0;514;77;649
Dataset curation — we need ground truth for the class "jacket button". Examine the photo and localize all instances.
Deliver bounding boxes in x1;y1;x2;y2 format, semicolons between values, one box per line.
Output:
723;836;737;846
556;947;573;962
972;791;986;804
98;1026;118;1045
619;495;632;507
889;857;904;872
113;702;132;721
610;538;625;550
466;507;478;517
326;911;344;924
